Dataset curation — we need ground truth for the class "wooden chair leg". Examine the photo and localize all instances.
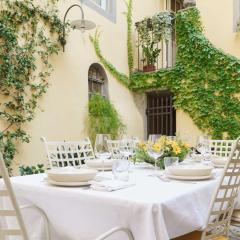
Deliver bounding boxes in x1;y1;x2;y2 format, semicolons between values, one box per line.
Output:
172;231;202;240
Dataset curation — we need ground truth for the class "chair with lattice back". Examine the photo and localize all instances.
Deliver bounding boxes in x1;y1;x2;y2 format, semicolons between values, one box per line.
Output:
0;152;51;240
41;137;95;168
208;140;236;157
201;138;240;240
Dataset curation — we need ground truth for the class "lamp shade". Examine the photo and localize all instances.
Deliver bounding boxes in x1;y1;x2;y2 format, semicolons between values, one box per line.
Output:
70;19;96;31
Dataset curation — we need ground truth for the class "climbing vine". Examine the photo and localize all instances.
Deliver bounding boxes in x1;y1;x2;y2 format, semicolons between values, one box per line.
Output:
91;4;240;139
0;0;63;172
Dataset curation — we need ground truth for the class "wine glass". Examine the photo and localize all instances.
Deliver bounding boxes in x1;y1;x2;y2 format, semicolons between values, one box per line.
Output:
119;139;135;160
94;134;112;173
148;134;161;143
147;140;164;170
196;136;211;164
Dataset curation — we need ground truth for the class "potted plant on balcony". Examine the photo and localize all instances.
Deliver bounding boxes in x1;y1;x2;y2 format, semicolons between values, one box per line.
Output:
142;42;161;72
136;11;175;72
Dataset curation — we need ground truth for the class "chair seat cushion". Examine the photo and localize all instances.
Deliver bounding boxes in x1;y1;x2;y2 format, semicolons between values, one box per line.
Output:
232;210;240;222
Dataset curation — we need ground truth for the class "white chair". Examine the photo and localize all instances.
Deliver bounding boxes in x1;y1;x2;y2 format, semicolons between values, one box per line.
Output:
0;153;134;240
41;137;95;168
0;152;51;240
201;138;240;240
208;139;236;157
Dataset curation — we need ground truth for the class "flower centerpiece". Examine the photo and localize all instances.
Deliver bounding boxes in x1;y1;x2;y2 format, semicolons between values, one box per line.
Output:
134;136;190;169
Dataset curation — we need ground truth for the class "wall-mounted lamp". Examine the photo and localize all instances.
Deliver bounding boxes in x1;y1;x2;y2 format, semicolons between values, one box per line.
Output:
59;4;96;52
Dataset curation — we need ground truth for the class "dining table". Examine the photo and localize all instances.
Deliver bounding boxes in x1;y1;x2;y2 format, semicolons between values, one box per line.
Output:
0;167;234;240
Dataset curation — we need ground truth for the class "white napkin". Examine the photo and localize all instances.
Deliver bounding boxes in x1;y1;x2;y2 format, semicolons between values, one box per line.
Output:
90;180;135;192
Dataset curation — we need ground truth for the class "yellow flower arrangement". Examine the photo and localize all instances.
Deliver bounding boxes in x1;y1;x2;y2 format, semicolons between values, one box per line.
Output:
135;135;190;169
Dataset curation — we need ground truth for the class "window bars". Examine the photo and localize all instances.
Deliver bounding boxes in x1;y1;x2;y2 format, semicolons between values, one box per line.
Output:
41;137;95;168
201;138;240;240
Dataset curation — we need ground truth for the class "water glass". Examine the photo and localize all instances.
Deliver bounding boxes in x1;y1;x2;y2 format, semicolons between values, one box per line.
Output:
164;157;179;169
112;159;130;181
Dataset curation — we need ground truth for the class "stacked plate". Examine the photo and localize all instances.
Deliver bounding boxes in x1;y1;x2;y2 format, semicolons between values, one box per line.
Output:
165;164;213;180
212;156;228;168
46;167;97;186
85;159;116;171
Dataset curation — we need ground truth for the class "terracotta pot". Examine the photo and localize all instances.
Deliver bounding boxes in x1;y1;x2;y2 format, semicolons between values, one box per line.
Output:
143;65;156;72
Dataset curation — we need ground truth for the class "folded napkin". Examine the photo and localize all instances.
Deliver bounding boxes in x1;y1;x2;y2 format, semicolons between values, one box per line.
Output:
90;180;135;192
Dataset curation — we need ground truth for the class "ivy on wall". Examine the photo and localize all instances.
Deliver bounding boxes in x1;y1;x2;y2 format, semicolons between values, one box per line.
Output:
91;4;240;139
0;0;63;171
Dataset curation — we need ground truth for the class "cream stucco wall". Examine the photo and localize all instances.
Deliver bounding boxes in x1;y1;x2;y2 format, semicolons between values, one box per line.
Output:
176;0;240;145
14;0;164;171
9;0;240;171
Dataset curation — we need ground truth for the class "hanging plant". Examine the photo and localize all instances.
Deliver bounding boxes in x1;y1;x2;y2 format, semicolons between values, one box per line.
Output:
87;94;125;143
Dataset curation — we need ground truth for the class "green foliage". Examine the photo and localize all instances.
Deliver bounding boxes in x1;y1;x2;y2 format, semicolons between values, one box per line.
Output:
19;164;45;176
125;0;134;73
91;4;240;140
88;94;125;142
0;0;63;172
90;32;130;87
131;7;240;139
135;11;174;67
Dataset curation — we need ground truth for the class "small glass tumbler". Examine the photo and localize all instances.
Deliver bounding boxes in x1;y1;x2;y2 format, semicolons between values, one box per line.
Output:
112;159;130;181
164;157;179;170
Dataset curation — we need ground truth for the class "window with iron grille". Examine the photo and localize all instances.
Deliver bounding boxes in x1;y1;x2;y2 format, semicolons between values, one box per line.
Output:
88;63;108;98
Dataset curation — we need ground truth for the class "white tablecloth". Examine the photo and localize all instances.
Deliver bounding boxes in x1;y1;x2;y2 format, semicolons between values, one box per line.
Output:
0;169;221;240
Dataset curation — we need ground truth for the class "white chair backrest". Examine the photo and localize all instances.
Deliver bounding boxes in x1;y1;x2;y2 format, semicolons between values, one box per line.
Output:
208;139;236;157
0;153;29;240
202;138;240;240
107;140;121;158
41;137;95;168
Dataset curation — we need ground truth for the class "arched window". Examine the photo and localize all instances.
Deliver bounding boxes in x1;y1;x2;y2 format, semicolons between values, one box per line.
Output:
88;63;108;98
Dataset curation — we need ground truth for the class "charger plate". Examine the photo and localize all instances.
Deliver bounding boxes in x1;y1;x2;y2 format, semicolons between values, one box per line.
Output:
165;173;213;181
47;178;91;187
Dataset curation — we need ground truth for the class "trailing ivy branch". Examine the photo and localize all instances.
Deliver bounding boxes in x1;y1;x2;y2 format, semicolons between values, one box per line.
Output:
0;0;63;172
91;4;240;139
89;31;130;87
125;0;134;74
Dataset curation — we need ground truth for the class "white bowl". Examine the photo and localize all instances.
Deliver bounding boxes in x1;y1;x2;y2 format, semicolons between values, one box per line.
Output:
47;167;97;182
212;156;228;166
85;159;116;168
167;164;213;177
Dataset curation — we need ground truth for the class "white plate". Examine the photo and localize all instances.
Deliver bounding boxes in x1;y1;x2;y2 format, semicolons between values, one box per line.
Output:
213;163;225;168
167;164;213;177
46;167;97;182
85;159;116;169
165;173;213;181
47;179;91;187
92;167;112;171
212;156;228;166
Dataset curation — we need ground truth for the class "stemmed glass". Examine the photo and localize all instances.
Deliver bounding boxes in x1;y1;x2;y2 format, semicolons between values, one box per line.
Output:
147;139;164;170
148;134;161;143
94;134;112;173
196;136;211;164
119;139;135;160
